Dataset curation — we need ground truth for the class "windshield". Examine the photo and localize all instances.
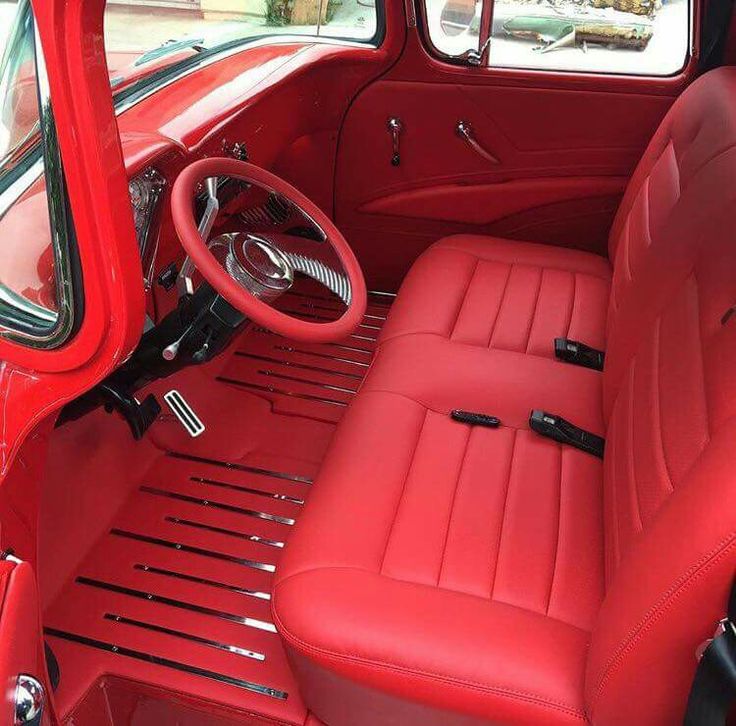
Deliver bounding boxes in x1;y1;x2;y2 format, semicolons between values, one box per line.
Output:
0;0;379;143
104;0;378;91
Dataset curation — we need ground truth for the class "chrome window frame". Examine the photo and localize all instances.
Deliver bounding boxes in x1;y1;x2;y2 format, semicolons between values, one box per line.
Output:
0;5;78;349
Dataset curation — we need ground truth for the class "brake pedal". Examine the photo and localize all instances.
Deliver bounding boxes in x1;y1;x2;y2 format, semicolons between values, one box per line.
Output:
163;390;205;438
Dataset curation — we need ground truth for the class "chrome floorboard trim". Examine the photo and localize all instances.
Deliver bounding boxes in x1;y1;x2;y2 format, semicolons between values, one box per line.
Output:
134;564;270;601
234;351;363;380
112;529;276;572
257;369;357;394
76;577;277;633
44;628;287;699
272;345;370;367
216;377;348;407
165;516;285;548
191;476;304;505
166;451;313;484
104;613;266;661
140;486;295;526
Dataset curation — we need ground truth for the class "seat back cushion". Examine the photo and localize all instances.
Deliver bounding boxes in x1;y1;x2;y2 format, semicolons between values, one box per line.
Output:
586;68;736;725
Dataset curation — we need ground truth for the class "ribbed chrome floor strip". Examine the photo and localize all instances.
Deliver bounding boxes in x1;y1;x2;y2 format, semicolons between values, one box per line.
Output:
349;332;378;343
272;345;370;367
140;486;295;526
104;613;266;661
295;301;388;322
276;308;381;332
167;451;313;484
165;516;285;548
134;564;271;601
112;530;276;572
323;341;373;355
44;628;287;699
191;476;304;505
216;377;348;407
252;328;374;355
234;352;363;380
76;577;277;633
368;290;397;300
258;369;357;394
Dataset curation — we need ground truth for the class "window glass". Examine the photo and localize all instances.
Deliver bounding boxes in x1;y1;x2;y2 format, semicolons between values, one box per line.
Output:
428;0;690;75
0;0;77;345
104;0;378;93
0;0;39;172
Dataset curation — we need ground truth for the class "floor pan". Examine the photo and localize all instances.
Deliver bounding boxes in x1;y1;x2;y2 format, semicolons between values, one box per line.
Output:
43;288;393;725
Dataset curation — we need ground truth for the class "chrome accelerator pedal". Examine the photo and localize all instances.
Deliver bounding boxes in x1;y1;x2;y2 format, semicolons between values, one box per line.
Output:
163;390;205;438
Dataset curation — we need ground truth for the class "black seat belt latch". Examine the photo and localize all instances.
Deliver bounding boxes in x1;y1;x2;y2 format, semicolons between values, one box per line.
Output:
451;410;501;428
684;580;736;726
554;338;605;371
529;410;604;459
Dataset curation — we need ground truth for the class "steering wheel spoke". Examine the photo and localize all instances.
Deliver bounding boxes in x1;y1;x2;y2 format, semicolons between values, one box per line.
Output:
284;252;352;306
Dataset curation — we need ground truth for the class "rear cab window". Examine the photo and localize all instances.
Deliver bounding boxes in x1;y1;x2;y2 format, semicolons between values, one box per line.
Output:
426;0;691;75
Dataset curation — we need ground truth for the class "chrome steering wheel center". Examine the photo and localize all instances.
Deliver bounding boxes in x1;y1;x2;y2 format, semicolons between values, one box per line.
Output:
210;232;294;302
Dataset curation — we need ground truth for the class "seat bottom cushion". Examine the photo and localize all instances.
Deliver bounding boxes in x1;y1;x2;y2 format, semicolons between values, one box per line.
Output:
274;389;605;725
380;234;611;361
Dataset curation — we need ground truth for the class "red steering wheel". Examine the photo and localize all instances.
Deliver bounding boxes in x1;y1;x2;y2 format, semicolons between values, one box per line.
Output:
171;157;367;343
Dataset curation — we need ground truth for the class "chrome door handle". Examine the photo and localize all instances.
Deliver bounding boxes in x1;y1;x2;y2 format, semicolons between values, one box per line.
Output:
456;121;500;165
387;117;403;167
15;675;45;725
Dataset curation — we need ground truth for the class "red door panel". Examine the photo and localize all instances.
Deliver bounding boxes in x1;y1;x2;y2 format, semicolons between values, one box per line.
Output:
335;78;676;289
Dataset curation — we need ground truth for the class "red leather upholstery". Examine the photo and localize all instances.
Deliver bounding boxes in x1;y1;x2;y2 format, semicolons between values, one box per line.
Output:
273;67;736;725
380;235;610;361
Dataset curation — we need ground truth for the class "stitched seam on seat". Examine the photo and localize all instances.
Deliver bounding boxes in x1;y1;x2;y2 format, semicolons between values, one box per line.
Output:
642;176;652;247
625;363;644;535
591;534;736;713
490;429;518;599
437;242;612;283
546;446;564;615
487;264;514;349
607;396;623;576
437;426;472;586
379;408;429;575
692;270;712;444
564;272;577;339
622;216;634;284
447;259;480;340
450;258;481;342
274;611;588;720
524;267;545;354
652;319;675;493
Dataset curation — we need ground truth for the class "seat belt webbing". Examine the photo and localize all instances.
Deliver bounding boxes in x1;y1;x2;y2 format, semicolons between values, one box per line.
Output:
685;580;736;725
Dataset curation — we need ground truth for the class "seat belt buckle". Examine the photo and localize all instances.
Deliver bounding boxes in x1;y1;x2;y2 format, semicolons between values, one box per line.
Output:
529;410;605;458
554;338;605;371
451;410;501;428
696;618;735;661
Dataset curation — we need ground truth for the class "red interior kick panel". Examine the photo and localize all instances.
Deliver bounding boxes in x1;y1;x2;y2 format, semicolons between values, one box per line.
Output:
335;79;676;290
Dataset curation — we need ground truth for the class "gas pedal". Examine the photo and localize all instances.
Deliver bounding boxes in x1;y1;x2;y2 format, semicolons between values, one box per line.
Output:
163;390;205;438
